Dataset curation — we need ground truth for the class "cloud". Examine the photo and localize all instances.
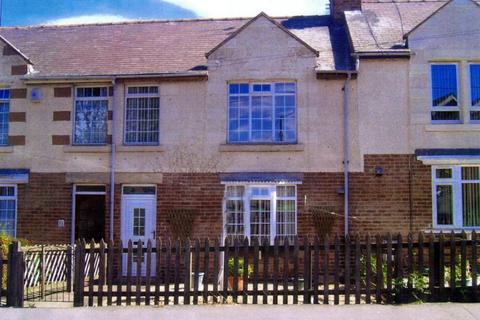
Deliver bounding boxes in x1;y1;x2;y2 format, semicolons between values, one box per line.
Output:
161;0;326;18
44;14;132;25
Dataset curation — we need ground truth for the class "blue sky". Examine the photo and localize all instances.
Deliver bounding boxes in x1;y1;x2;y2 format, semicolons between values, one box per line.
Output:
1;0;326;26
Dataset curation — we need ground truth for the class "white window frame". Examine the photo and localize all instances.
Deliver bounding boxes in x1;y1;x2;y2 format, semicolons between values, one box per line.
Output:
227;82;297;144
468;63;480;124
123;85;160;145
73;86;109;145
222;183;298;244
0;184;17;237
430;63;462;124
0;88;10;146
432;165;480;229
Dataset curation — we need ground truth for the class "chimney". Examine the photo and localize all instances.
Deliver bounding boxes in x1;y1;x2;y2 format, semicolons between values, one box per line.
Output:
330;0;362;21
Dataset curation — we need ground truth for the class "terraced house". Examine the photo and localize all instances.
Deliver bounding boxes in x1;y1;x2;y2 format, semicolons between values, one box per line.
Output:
0;0;478;258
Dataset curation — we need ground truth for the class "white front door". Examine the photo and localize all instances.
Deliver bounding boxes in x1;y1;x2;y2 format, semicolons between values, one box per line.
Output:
121;193;156;275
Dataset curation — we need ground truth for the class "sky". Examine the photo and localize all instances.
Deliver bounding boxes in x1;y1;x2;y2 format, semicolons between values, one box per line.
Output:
0;0;327;26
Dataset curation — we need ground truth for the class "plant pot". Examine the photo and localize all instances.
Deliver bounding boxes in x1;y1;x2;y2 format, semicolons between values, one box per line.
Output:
228;276;244;291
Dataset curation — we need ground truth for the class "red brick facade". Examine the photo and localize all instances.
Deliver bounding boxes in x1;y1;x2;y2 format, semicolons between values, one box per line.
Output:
14;154;432;244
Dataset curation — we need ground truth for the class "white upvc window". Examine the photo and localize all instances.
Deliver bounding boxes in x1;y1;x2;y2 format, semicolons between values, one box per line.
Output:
0;185;17;237
124;86;160;145
223;184;297;244
73;87;108;145
430;64;461;123
468;64;480;123
228;82;297;143
0;89;10;146
432;165;480;229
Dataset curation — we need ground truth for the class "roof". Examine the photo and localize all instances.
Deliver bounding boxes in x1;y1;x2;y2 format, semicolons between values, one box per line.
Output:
0;14;353;78
345;0;451;54
219;172;304;184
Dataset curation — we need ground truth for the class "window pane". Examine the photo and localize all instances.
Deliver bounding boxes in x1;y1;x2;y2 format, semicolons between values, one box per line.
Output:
277;186;296;197
0;92;9;146
276;199;296;243
431;65;458;106
74;99;108;144
227;82;296;143
0;197;15;237
123;186;156;195
250;199;270;244
436;185;453;225
471;111;480;121
463;183;480;227
0;186;14;197
436;168;452;179
225;199;244;241
76;185;106;193
462;167;479;180
125;95;160;144
226;186;244;197
133;208;146;236
431;111;460;121
471;65;480;106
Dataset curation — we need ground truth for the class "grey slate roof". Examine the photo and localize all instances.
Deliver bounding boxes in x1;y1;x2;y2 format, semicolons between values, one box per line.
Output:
345;0;449;53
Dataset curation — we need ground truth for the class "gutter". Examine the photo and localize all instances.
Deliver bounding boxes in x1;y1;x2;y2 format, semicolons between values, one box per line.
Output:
21;71;208;84
343;72;352;236
109;78;117;241
352;51;411;58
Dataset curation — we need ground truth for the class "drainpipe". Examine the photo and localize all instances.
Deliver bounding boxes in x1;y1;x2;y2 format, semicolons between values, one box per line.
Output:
109;78;117;241
343;73;351;236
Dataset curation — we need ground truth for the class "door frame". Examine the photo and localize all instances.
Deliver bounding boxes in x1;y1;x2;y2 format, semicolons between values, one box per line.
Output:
120;184;157;244
71;184;106;245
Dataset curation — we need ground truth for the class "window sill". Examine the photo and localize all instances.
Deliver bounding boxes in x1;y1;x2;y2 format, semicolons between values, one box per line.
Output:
219;143;305;153
63;145;111;153
425;124;480;132
116;145;165;153
0;146;14;153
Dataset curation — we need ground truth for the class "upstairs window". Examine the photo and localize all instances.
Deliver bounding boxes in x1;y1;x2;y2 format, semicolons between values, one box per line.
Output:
433;166;480;228
73;87;108;145
0;89;10;146
124;86;160;145
431;64;460;123
228;82;296;143
469;64;480;122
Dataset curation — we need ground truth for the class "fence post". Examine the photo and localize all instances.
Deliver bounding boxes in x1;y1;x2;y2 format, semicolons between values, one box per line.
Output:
7;241;24;307
74;240;85;307
40;244;45;300
66;245;73;293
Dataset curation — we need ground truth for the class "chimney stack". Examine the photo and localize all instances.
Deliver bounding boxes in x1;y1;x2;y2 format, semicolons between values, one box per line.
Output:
330;0;362;21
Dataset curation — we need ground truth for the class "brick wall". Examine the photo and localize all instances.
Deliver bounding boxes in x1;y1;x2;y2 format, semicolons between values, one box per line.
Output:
15;154;432;244
17;173;71;244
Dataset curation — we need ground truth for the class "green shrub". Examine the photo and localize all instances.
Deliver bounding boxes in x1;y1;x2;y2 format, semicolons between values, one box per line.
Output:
0;233;30;290
228;257;253;278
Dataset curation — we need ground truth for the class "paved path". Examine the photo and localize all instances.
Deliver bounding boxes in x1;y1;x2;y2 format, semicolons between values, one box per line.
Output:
2;303;480;320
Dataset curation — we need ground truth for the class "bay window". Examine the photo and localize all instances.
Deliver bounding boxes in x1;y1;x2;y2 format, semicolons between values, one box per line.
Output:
228;82;296;143
433;166;480;228
73;87;108;145
224;184;297;244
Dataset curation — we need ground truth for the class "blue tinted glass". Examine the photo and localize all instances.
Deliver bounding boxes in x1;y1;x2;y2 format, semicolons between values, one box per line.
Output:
253;84;262;92
470;65;480;106
0;89;10;100
229;84;239;94
431;65;458;106
239;84;249;94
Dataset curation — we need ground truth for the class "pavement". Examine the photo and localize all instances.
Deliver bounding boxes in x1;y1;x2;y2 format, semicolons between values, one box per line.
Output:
1;303;480;320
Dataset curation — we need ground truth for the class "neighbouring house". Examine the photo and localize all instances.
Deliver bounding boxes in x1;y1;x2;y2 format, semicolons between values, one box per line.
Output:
0;0;478;259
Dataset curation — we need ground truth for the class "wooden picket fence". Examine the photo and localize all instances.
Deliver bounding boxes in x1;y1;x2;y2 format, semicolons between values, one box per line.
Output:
73;231;480;307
